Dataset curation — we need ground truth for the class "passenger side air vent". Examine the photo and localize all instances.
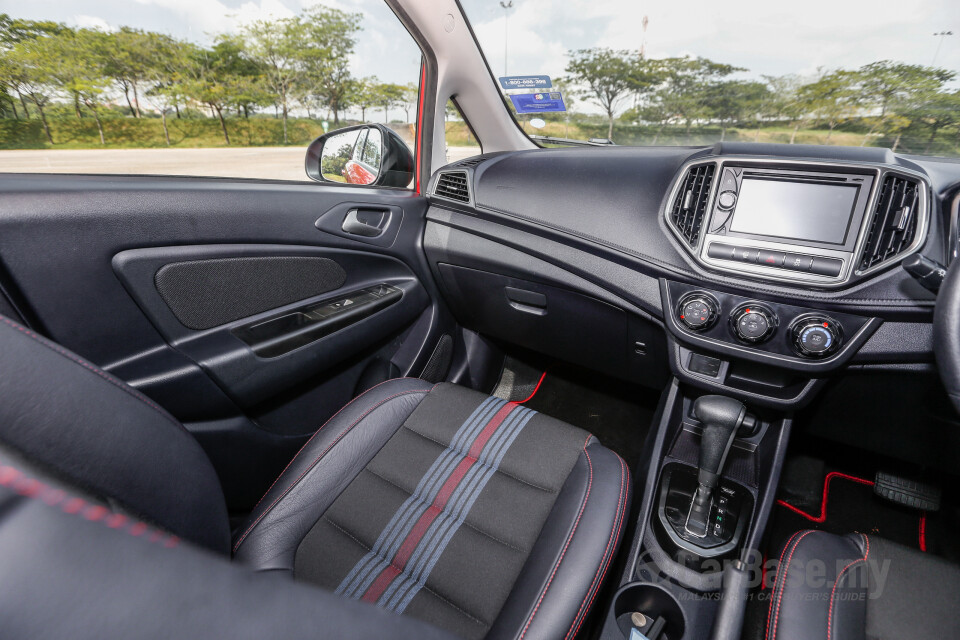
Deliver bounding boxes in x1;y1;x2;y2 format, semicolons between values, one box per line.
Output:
858;174;922;271
669;164;715;247
434;171;470;203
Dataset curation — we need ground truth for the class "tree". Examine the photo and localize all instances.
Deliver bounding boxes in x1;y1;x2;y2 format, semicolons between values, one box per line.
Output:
182;44;240;145
352;76;380;122
142;35;194;146
0;14;65;120
655;56;744;138
855;61;955;147
239;16;305;143
375;82;406;122
705;80;770;141
761;74;805;143
299;5;362;125
101;27;158;117
797;70;859;140
42;29;112;144
399;82;418;123
564;48;635;140
5;36;58;142
907;89;960;154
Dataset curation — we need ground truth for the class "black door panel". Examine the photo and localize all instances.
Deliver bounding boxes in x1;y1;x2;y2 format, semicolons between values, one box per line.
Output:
113;243;430;408
0;174;451;511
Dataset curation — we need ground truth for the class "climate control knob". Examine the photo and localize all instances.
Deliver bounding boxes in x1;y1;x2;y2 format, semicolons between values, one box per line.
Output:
730;304;777;343
790;316;842;358
677;293;720;331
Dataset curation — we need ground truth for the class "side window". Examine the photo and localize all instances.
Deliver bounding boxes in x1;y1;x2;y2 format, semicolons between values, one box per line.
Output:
0;5;421;183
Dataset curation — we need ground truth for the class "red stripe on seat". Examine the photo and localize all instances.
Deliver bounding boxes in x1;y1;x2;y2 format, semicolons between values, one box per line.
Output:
361;402;519;603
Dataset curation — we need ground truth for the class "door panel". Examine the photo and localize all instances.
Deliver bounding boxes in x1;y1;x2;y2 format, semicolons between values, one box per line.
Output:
0;174;453;511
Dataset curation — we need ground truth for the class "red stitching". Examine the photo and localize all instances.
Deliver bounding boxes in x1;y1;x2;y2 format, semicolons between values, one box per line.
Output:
826;534;869;640
0;316;182;431
565;452;630;640
0;463;179;548
765;529;804;640
517;371;547;404
244;378;430;517
769;530;816;640
518;434;594;640
232;387;432;553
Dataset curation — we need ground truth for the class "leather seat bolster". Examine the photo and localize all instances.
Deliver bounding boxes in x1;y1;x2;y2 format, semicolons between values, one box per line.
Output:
233;378;436;570
0;457;457;640
488;438;630;640
766;530;868;640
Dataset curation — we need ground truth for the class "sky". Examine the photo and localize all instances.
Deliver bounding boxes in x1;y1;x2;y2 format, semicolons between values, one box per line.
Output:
2;0;958;113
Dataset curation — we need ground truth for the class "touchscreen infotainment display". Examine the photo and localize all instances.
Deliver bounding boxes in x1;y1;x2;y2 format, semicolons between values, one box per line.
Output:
729;178;859;245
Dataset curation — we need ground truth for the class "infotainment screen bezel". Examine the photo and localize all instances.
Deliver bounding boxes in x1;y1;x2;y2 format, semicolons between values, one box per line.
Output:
663;157;930;288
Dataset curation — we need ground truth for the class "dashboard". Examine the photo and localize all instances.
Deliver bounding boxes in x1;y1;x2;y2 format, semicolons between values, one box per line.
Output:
423;142;960;407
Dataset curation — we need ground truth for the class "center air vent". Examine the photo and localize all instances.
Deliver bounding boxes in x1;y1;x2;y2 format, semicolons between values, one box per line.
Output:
434;171;470;203
669;164;715;247
858;174;922;271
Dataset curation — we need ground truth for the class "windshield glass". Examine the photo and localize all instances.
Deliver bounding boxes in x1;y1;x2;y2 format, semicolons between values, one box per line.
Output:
460;0;959;157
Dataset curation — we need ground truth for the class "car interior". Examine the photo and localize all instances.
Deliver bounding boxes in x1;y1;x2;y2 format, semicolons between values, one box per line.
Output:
1;1;959;639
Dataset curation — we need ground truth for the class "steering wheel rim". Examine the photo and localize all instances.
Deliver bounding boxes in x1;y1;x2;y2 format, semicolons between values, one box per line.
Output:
933;258;960;412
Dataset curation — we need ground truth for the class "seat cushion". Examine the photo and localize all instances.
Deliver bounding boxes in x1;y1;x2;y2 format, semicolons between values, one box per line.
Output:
767;529;960;640
234;379;630;640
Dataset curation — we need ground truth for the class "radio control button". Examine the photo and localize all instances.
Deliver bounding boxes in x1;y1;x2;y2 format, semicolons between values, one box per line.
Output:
717;191;737;210
756;250;785;267
810;256;843;277
784;253;814;271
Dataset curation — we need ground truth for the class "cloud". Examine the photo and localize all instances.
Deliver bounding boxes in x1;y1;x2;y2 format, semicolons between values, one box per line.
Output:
130;0;296;38
71;14;115;31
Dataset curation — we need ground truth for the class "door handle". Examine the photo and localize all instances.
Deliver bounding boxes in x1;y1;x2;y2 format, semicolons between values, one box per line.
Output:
342;208;390;237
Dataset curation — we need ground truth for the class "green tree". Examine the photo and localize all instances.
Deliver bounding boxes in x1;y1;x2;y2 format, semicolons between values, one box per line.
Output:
656;56;744;138
41;29;112;144
797;70;859;140
101;27;159;117
761;74;805;143
239;16;305;143
299;5;362;125
0;14;65;119
375;82;406;122
705;80;770;141
564;47;635;140
352;76;380;122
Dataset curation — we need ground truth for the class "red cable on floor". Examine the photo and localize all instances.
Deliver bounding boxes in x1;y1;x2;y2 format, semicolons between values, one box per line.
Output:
919;511;927;552
775;471;875;523
516;371;547;404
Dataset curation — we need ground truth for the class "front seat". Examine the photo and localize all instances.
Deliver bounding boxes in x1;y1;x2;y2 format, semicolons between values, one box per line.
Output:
766;529;960;640
0;315;629;640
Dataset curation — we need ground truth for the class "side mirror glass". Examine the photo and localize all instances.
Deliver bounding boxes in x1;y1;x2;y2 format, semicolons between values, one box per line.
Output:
305;124;414;188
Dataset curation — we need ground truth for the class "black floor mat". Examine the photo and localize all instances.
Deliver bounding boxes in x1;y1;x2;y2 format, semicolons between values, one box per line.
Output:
515;362;660;467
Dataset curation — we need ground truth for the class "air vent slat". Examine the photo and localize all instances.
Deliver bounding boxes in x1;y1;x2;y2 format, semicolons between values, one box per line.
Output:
858;174;922;271
434;171;470;203
669;164;715;247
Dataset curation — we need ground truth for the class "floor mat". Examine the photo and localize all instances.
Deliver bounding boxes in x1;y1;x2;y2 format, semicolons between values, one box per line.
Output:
516;363;659;466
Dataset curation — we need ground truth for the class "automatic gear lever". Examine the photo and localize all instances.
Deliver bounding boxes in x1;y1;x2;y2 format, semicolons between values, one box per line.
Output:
685;395;751;537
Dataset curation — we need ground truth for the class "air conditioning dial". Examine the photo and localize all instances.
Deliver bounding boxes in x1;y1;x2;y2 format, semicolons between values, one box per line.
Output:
790;316;843;358
677;293;720;331
730;304;777;344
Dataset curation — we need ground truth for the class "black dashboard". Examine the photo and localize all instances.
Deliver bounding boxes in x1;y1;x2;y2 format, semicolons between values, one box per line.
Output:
423;142;960;408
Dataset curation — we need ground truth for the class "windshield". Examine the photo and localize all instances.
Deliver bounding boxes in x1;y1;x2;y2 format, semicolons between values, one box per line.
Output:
460;0;960;157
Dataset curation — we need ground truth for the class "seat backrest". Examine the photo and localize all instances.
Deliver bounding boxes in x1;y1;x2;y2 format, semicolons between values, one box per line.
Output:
0;315;229;552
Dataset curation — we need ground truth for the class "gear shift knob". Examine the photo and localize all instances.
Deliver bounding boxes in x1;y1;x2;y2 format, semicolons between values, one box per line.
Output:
686;395;748;536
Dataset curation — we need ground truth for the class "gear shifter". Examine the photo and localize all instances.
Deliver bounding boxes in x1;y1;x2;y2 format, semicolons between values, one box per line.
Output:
685;395;749;537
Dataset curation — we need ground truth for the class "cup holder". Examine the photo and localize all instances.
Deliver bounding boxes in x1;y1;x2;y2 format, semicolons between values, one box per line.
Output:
612;583;686;640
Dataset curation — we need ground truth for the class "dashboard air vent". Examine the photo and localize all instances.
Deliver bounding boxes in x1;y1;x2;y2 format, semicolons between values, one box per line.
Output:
455;156;485;167
434;171;470;203
858;174;922;271
669;164;715;247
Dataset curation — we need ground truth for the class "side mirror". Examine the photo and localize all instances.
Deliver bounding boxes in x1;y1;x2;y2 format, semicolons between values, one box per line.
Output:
305;124;414;188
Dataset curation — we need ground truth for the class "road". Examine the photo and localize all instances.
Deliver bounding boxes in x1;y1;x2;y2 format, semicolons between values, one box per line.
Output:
0;146;481;181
